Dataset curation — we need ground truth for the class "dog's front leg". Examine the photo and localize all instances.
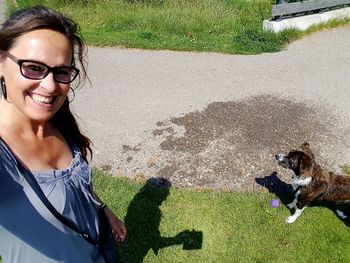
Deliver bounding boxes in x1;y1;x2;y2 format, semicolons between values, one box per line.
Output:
286;189;300;209
286;199;297;210
286;186;319;224
286;206;306;224
286;189;307;224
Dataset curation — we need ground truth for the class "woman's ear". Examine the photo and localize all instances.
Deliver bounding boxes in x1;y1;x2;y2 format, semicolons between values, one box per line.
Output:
0;55;5;76
0;55;6;95
0;54;8;99
0;76;7;99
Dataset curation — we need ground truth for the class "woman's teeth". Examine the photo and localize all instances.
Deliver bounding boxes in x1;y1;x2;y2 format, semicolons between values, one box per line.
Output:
31;94;53;104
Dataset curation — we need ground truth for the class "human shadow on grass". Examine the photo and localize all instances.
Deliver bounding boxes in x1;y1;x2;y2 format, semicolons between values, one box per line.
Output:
119;178;202;263
255;172;350;226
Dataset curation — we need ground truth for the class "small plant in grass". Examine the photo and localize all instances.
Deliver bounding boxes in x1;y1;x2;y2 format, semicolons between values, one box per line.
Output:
341;164;350;176
232;26;300;54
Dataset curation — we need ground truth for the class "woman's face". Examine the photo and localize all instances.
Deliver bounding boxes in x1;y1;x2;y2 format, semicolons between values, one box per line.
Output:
0;29;73;123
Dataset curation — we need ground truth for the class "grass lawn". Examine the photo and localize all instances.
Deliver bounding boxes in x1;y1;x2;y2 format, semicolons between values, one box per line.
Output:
93;169;350;262
8;0;350;54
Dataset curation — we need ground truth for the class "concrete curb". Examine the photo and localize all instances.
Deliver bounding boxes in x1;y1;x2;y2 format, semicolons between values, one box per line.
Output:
263;6;350;33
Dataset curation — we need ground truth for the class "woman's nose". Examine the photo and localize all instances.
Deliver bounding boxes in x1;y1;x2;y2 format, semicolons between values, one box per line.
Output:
40;72;58;92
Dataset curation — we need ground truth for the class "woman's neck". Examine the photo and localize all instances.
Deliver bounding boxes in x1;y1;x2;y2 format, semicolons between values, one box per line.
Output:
0;98;51;139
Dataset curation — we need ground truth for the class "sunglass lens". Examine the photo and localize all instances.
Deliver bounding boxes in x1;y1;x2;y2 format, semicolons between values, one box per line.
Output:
54;68;76;83
21;62;48;79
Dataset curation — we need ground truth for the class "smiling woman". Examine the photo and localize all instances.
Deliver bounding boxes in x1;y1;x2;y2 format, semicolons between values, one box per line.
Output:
1;29;73;124
0;6;126;263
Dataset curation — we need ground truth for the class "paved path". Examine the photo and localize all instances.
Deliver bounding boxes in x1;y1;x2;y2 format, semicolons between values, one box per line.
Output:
2;2;350;190
0;0;6;24
71;26;350;191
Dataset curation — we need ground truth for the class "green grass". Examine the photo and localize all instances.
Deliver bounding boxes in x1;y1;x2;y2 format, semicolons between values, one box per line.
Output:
92;169;350;263
341;164;350;176
2;168;350;262
7;0;350;54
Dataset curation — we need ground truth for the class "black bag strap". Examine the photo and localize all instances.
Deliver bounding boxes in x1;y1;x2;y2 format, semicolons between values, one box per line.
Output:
18;160;97;246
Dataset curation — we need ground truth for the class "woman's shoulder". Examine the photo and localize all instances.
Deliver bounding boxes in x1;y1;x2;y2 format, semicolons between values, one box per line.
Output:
0;137;17;165
0;137;25;185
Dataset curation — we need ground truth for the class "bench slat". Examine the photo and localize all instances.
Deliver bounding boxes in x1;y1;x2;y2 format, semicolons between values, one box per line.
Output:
272;0;350;17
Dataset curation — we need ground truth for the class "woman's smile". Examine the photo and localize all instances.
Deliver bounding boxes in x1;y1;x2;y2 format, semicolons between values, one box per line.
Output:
29;92;56;106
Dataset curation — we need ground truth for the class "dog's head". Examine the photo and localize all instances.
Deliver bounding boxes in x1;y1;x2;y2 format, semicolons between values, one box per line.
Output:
275;143;315;178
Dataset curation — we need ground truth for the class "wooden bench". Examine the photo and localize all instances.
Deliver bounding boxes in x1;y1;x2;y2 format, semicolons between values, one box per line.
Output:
272;0;350;20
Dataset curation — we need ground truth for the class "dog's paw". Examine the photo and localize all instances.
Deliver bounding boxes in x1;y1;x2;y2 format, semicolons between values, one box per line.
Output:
286;216;297;224
286;207;304;224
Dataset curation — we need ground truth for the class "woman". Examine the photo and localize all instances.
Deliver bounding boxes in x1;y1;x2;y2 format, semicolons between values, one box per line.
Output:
0;6;126;262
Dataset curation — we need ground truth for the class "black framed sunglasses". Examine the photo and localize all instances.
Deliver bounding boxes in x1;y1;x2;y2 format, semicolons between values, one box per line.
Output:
3;52;79;84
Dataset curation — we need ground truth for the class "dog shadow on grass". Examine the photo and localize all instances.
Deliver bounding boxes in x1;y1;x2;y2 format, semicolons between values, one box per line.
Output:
255;172;295;206
118;178;203;263
255;172;350;226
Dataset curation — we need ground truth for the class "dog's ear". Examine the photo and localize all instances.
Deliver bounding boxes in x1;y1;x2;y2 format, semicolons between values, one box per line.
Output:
301;142;310;150
300;142;315;161
299;151;314;175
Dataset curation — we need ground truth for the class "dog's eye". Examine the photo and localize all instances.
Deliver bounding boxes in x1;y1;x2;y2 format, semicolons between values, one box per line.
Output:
289;157;299;169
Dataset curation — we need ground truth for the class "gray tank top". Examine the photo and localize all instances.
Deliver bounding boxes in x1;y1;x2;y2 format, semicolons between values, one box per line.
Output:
0;138;105;262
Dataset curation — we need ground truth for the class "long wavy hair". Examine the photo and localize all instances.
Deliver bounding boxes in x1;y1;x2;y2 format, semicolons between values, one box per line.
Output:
0;6;92;161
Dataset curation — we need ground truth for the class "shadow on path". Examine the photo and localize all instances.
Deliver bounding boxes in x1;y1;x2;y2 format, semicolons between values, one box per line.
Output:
119;178;202;263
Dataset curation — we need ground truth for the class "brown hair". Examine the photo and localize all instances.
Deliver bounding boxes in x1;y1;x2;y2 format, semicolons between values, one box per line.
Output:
0;6;92;161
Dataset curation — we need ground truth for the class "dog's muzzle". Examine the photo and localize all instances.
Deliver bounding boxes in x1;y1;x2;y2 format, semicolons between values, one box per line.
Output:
275;154;291;169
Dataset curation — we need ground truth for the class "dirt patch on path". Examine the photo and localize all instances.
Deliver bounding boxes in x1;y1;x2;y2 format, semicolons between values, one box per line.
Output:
116;95;350;192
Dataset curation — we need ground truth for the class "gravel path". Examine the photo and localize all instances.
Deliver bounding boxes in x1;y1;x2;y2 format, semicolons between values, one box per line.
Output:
72;26;350;192
0;0;6;24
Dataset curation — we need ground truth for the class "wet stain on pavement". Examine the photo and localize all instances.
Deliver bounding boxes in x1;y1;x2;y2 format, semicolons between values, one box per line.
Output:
158;95;323;153
121;95;349;192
